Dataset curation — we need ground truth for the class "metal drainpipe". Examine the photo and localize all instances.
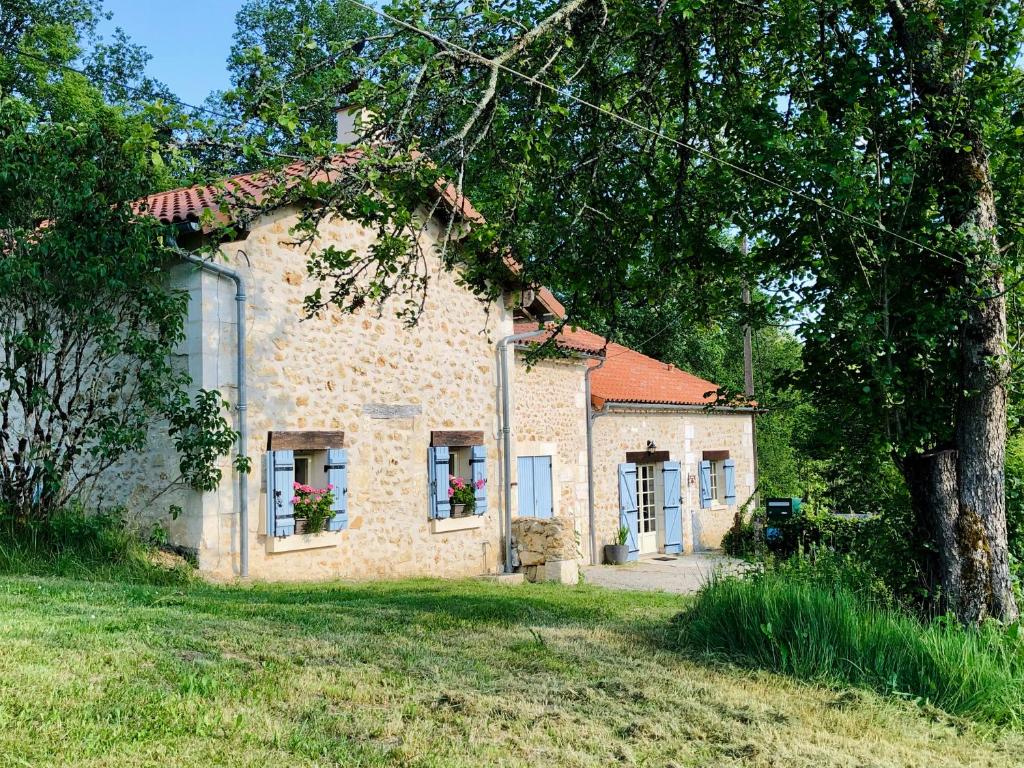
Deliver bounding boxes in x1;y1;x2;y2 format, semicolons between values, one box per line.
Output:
497;328;547;573
585;358;607;565
172;235;250;578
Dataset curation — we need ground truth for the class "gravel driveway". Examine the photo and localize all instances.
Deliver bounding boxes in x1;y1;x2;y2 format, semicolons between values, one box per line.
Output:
581;551;749;594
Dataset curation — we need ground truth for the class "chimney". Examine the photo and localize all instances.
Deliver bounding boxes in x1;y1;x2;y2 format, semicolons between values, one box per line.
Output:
336;105;375;145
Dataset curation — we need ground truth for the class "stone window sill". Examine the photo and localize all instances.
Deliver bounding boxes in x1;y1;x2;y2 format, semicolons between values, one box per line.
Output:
266;531;341;554
431;516;483;534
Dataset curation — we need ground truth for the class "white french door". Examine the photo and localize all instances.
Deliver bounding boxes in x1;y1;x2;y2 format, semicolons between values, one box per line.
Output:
636;464;658;554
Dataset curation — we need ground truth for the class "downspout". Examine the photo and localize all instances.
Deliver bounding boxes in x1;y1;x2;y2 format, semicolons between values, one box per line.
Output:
171;233;250;578
585;358;608;565
497;328;546;574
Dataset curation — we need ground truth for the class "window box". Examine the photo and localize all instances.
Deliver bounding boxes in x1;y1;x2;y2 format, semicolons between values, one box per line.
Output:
266;530;341;554
430;515;484;534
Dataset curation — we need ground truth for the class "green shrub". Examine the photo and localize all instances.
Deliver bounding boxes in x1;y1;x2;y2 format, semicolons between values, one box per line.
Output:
0;503;194;586
721;515;757;557
674;572;1024;726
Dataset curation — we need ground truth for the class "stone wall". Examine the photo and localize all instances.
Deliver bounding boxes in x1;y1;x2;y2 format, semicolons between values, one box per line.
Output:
511;356;590;558
96;205;515;581
591;409;756;555
511;516;579;584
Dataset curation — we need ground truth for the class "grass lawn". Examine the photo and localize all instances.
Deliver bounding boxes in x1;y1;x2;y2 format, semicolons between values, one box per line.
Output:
0;575;1020;767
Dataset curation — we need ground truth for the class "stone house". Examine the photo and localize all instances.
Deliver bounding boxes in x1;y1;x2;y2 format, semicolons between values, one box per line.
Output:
511;324;757;566
93;143;756;582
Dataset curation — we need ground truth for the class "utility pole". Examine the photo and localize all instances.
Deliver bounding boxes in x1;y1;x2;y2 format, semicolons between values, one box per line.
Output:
741;234;761;550
742;234;755;400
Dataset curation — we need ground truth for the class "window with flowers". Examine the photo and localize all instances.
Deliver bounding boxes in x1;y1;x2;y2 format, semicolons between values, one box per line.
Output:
266;432;348;537
428;433;488;520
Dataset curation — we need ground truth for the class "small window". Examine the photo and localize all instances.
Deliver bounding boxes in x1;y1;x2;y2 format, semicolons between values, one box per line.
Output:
448;446;473;517
708;460;720;503
294;454;312;486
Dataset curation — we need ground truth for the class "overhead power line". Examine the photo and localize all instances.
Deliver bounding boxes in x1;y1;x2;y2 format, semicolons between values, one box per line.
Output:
15;14;960;266
335;0;963;266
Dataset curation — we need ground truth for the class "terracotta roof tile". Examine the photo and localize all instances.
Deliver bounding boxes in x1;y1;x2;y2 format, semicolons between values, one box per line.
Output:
515;322;725;407
137;151;482;228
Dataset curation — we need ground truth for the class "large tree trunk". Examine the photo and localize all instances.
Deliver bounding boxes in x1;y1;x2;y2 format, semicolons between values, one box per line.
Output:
904;450;993;621
947;138;1019;622
890;1;1020;623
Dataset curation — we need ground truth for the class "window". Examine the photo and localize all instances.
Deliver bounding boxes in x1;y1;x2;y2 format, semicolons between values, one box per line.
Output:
637;464;658;534
517;455;553;519
708;460;720;503
265;431;348;539
294;454;311;486
428;435;488;521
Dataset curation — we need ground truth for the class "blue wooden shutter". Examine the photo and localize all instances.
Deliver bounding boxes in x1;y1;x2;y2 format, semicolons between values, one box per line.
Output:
471;445;488;515
326;448;349;531
535;456;553;519
517;456;535;517
618;463;639;562
428;446;451;519
662;461;682;554
267;450;295;537
723;459;737;505
698;460;713;509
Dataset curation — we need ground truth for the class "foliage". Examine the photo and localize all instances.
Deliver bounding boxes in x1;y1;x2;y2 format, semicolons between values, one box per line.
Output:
292;482;334;533
675;571;1024;726
0;502;194;585
616;524;629;546
0;1;242;517
448;474;482;513
721;514;757;558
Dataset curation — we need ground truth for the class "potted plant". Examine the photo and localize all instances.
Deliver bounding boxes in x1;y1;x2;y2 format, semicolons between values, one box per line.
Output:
292;482;335;534
604;525;630;565
448;474;485;517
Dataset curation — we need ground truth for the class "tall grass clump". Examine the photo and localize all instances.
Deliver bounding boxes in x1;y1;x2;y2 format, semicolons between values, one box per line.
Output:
0;503;193;586
675;572;1024;726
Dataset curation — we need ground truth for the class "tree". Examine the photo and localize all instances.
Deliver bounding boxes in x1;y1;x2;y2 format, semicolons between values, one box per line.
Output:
217;0;1022;622
0;1;241;518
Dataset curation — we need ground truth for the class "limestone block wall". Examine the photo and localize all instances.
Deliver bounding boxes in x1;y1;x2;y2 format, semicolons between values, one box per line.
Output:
591;409;756;555
91;205;514;581
196;206;513;580
84;261;211;546
511;356;591;559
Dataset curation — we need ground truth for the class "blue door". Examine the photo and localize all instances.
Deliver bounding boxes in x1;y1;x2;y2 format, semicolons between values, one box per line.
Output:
517;455;554;518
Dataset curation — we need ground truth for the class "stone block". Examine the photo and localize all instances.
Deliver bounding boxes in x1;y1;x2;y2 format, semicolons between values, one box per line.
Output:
544;559;579;586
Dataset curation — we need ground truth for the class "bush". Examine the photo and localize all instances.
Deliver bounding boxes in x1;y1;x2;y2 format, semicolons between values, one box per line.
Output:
0;503;194;586
674;571;1024;726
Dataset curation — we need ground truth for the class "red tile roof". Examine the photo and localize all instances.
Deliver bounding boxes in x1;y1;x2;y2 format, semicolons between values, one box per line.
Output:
137;151;482;228
141;155;557;319
515;322;726;408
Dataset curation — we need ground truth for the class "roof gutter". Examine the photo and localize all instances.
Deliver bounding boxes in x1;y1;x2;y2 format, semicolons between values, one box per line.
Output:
170;226;250;578
585;359;608;565
599;401;762;414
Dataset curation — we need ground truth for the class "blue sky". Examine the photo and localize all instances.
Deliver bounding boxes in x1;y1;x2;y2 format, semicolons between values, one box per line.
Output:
97;1;245;105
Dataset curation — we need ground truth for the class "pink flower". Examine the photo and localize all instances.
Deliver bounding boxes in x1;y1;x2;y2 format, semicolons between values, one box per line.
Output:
449;474;456;481
448;488;454;498
327;483;334;491
475;479;486;490
293;482;300;489
290;496;298;504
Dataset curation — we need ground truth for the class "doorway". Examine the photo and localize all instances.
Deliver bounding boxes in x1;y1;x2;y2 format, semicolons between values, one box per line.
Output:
636;463;660;554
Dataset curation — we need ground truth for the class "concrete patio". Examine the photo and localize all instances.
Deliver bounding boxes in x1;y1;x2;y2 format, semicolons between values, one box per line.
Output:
581;551;749;594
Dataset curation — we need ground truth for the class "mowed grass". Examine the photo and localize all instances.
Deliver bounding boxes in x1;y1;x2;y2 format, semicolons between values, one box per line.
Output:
0;576;1021;768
